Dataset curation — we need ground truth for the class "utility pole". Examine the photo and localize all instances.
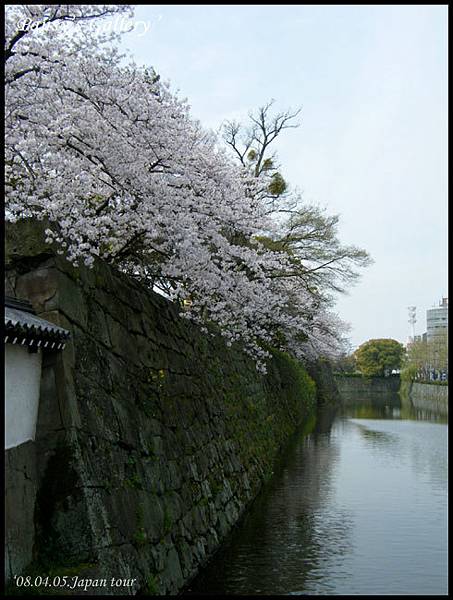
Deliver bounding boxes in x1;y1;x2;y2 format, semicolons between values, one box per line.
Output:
407;306;416;342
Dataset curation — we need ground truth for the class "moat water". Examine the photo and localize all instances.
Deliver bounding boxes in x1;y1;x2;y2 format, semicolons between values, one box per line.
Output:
184;394;448;595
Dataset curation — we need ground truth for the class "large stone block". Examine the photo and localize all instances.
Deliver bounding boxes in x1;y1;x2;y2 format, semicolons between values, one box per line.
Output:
15;266;59;313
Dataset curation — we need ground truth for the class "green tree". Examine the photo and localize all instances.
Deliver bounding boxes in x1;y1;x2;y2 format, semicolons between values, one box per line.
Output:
222;101;372;299
354;338;405;377
403;337;428;380
427;332;448;374
332;351;357;374
403;332;448;381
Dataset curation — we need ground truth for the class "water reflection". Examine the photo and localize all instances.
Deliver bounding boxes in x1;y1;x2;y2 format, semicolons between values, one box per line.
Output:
354;423;399;445
341;393;401;420
343;393;448;424
185;422;352;595
184;395;448;596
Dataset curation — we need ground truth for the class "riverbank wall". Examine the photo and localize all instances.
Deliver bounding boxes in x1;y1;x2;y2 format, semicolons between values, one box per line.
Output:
334;375;400;403
408;382;448;416
5;220;325;595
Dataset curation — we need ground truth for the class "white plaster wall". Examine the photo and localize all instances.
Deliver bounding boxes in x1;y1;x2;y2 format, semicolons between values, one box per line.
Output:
5;344;42;449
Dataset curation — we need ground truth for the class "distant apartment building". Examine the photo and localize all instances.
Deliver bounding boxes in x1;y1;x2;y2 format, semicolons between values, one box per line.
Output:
413;333;427;343
408;298;448;383
427;297;448;341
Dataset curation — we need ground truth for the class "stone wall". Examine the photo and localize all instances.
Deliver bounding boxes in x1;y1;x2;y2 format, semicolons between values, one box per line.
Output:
409;383;448;416
5;220;318;595
306;359;342;432
335;375;400;403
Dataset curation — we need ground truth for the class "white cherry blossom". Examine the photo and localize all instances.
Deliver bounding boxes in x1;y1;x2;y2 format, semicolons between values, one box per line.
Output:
5;5;352;371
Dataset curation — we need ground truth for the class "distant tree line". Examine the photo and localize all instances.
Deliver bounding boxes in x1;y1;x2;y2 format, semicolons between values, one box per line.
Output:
403;333;448;383
333;338;405;377
334;334;448;383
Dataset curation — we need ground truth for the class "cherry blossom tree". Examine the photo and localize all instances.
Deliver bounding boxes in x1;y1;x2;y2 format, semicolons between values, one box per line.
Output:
5;5;365;370
222;101;372;294
222;101;372;359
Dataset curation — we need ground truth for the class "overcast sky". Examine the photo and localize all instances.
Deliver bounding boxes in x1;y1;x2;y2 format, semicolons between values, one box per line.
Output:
119;5;448;349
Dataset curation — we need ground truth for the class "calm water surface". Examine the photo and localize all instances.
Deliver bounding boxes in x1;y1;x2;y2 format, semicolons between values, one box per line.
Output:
185;396;448;595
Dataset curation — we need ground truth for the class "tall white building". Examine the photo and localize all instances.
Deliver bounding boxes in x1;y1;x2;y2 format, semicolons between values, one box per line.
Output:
426;297;448;341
